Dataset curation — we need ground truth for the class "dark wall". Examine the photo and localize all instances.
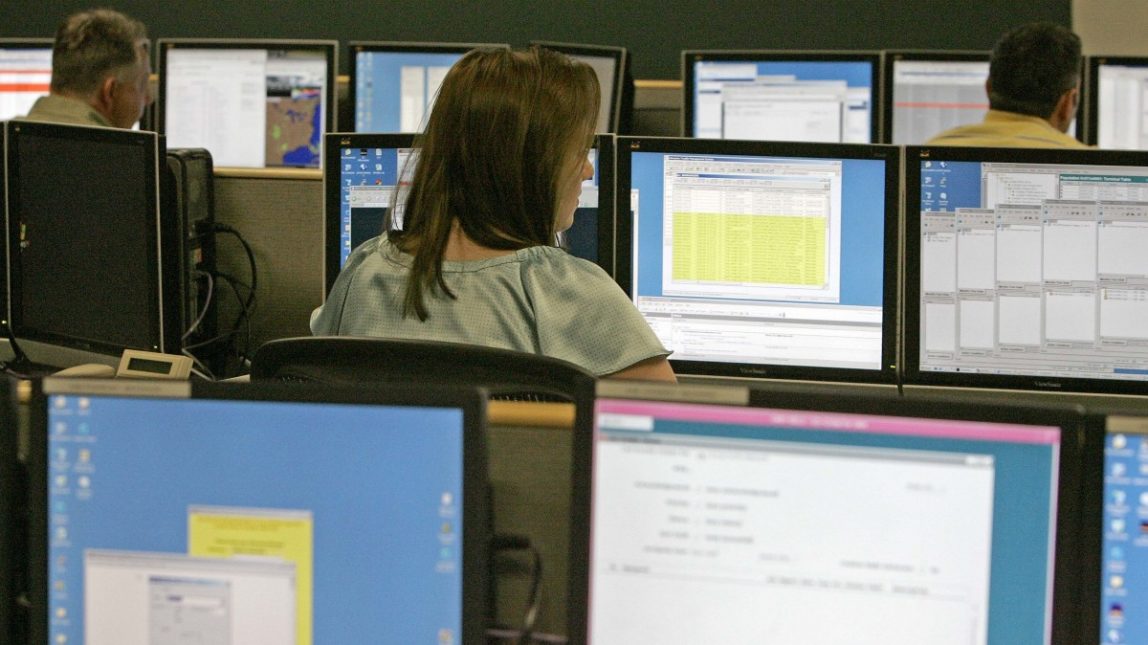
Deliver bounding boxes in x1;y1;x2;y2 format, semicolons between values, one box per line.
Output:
0;1;1071;79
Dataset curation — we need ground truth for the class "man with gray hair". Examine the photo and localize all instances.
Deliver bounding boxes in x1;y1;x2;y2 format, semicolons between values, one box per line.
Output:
23;8;152;128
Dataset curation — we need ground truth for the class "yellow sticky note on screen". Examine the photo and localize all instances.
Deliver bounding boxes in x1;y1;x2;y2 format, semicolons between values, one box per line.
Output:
188;506;313;645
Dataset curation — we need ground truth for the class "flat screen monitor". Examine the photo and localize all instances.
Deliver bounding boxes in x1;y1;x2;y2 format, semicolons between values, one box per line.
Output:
0;377;20;644
27;377;488;645
530;41;630;133
904;145;1148;395
157;39;337;168
1081;414;1148;645
614;136;899;382
3;121;180;369
682;50;880;143
883;50;990;145
349;42;508;133
323;132;616;292
572;382;1090;645
1087;56;1148;149
0;39;52;121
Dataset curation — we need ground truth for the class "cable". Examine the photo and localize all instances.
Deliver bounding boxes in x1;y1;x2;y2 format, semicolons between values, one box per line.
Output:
182;270;215;341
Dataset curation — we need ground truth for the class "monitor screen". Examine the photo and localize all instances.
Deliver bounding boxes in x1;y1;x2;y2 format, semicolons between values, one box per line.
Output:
884;51;990;145
323;132;616;292
158;40;336;168
615;136;899;381
1089;57;1148;149
29;378;487;645
0;40;52;121
4;121;179;369
350;42;507;133
682;51;879;143
904;145;1148;394
531;41;628;133
580;391;1079;645
1098;416;1148;645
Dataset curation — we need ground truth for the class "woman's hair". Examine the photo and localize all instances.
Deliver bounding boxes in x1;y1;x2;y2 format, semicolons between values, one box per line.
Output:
389;46;600;321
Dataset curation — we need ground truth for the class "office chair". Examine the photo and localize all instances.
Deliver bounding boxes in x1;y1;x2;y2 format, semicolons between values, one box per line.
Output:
250;336;594;640
250;336;596;403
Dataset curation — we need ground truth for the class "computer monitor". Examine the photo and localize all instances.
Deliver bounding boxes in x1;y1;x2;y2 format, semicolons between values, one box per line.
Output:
682;50;880;143
349;42;508;133
883;50;990;145
0;377;20;644
904;145;1148;395
323;132;616;292
572;381;1092;645
0;39;52;121
157;39;337;168
530;41;631;134
614;136;899;382
1084;414;1148;645
3;121;180;369
1087;56;1148;149
27;377;488;645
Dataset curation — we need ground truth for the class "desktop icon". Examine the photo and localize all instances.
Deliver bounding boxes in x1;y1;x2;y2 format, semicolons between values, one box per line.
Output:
1113;519;1127;534
1113;490;1127;505
1113;462;1127;477
1111;575;1125;589
1112;434;1128;449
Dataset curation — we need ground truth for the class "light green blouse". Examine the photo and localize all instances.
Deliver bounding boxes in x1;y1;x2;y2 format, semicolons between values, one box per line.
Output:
311;237;670;377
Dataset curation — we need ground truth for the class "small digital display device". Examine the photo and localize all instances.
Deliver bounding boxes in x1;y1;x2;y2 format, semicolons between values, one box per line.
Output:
28;378;488;645
614;136;899;382
157;39;337;168
904;145;1148;395
682;50;881;143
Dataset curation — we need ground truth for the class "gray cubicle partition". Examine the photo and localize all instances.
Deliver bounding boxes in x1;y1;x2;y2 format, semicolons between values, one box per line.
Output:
212;169;324;358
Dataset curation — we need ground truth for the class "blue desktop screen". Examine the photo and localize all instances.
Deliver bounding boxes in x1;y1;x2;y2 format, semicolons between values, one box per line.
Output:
691;60;874;142
626;150;888;370
337;144;407;266
46;393;465;645
354;51;466;132
1101;429;1148;645
591;398;1062;644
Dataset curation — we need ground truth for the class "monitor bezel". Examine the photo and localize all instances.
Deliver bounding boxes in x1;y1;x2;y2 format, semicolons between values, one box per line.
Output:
155;38;339;167
27;377;490;645
3;121;180;369
347;41;510;134
529;41;629;134
681;49;883;142
0;377;20;644
1077;411;1143;645
903;144;1148;395
569;381;1097;645
613;135;901;383
1084;55;1148;148
881;49;991;145
322;132;416;294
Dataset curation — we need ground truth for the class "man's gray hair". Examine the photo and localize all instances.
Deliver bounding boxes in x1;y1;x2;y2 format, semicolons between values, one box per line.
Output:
50;8;148;96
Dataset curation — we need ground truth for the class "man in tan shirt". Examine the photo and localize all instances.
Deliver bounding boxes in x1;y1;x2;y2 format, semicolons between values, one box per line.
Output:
22;8;152;129
925;22;1087;148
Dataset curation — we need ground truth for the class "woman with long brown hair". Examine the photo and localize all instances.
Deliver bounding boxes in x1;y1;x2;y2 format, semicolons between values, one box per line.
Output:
312;46;674;381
